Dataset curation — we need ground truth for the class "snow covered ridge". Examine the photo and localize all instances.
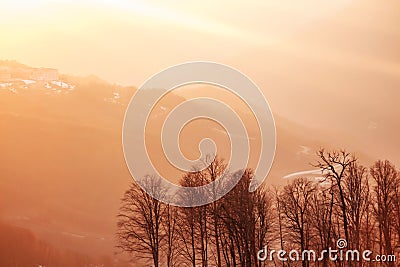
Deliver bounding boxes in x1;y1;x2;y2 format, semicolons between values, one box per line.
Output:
0;79;75;94
50;80;75;89
103;91;126;106
1;64;126;104
0;78;125;106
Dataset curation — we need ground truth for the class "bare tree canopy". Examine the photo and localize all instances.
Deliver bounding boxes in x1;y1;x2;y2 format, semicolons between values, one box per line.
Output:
116;151;400;267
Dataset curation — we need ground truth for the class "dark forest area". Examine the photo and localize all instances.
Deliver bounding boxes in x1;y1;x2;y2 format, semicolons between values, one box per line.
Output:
117;149;400;267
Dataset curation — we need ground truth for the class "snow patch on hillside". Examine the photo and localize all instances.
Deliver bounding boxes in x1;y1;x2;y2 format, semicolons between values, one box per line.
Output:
104;91;125;105
0;80;75;95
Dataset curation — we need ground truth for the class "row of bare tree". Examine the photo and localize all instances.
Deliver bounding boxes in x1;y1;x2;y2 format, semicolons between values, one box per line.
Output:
116;150;400;267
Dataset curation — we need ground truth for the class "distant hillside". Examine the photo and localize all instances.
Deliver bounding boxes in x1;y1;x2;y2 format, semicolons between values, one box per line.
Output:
0;60;31;69
0;61;381;264
0;221;129;266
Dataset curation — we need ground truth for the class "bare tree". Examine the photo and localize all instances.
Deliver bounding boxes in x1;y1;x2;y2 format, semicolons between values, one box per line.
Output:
177;171;207;267
370;160;399;267
219;169;271;267
309;185;334;267
360;177;375;267
116;175;166;267
394;174;400;251
274;186;286;267
314;149;356;253
343;162;370;260
163;203;178;267
279;177;316;267
204;156;227;267
254;185;276;267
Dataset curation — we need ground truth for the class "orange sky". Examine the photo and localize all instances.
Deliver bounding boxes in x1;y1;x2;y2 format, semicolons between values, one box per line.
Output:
1;0;400;160
1;0;399;86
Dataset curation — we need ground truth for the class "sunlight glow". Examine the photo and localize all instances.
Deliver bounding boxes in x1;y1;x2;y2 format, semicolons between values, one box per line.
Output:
100;0;276;46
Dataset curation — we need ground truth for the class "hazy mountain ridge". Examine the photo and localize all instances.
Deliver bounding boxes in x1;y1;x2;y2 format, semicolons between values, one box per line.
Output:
0;62;393;264
0;221;122;266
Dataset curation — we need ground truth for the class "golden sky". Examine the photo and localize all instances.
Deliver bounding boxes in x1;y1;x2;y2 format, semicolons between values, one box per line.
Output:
1;0;400;145
2;0;399;86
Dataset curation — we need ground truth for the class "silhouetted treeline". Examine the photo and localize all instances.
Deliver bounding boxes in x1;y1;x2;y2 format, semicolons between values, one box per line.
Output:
117;150;400;266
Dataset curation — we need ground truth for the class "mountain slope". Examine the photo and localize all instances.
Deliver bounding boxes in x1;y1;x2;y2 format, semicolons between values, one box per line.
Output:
0;63;392;263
